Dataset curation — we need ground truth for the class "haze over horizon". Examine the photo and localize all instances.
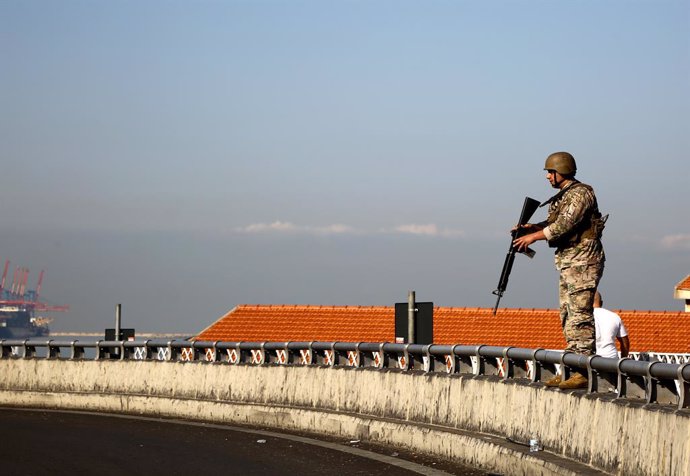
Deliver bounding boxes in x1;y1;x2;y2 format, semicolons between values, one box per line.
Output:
2;1;688;334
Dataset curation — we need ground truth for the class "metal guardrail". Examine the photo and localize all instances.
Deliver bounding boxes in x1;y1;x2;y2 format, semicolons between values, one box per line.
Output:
1;338;689;410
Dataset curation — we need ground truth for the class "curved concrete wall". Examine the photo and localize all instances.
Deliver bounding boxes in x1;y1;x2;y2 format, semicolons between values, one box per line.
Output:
0;359;688;476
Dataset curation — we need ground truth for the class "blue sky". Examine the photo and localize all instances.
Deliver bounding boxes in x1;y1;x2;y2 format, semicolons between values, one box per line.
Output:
1;1;688;333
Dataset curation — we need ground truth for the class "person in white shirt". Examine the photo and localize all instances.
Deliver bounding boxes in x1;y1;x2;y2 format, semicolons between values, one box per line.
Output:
594;291;630;358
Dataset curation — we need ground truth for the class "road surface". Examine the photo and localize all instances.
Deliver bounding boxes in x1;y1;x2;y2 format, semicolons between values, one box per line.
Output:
0;408;488;475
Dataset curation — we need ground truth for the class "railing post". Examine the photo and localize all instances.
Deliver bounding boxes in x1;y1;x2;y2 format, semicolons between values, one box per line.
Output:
422;345;433;373
24;340;36;359
558;351;575;382
503;347;528;380
475;345;501;376
70;340;85;360
645;362;678;405
47;340;59;359
94;341;104;360
391;344;410;370
617;358;646;400
531;349;555;383
409;344;426;371
586;355;618;394
167;341;177;361
0;340;9;358
328;342;338;367
678;363;690;410
453;346;474;375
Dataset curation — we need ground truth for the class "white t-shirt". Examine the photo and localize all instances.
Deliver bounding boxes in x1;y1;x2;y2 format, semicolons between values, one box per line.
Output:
594;307;628;358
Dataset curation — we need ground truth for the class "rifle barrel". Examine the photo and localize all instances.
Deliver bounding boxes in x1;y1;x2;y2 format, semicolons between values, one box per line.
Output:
492;291;502;315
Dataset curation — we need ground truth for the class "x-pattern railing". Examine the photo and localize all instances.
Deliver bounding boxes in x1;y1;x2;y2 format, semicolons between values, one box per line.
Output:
631;352;690;365
2;339;689;410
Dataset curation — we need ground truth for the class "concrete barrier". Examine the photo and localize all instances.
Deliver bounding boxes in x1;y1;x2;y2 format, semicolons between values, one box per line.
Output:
0;359;688;475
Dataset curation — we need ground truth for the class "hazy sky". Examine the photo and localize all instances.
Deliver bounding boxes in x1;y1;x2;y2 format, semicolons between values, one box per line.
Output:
1;1;688;333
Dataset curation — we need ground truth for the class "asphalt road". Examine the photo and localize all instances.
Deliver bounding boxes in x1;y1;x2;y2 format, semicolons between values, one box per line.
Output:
0;409;488;476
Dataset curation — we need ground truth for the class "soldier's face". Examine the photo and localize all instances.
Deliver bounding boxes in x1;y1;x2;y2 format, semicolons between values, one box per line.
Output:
546;170;562;188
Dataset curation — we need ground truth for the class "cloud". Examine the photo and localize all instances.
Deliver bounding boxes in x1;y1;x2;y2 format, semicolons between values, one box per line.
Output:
235;221;465;238
395;224;439;235
236;221;355;235
318;224;356;234
240;221;298;233
660;234;690;250
392;224;465;238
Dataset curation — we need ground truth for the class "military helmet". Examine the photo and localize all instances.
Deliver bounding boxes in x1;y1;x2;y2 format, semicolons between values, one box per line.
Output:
544;151;576;176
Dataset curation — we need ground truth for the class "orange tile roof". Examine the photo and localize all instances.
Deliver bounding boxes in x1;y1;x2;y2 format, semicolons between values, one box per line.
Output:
196;305;690;354
676;275;690;292
196;305;393;343
620;309;690;353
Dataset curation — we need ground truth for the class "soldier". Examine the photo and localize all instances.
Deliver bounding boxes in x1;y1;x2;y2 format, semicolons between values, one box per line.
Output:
512;151;606;389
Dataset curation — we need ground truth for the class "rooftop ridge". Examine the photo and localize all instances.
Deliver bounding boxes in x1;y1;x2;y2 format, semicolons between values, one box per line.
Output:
234;304;685;314
616;309;687;315
236;304;393;310
676;274;690;291
441;307;557;311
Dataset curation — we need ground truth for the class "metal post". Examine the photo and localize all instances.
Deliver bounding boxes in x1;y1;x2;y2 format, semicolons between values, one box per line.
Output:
407;291;415;344
115;304;122;341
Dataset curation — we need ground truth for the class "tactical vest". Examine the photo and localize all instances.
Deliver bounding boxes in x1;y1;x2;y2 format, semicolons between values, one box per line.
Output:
542;182;607;249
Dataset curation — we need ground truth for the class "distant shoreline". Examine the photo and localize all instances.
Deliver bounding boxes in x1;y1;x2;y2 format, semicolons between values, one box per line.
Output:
49;332;192;338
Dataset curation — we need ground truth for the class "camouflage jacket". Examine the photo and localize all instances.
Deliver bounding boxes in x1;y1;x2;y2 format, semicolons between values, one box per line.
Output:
541;181;606;270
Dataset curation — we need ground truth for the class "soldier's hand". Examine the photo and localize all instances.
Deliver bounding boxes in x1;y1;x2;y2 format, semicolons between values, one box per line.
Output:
512;223;539;233
513;233;536;252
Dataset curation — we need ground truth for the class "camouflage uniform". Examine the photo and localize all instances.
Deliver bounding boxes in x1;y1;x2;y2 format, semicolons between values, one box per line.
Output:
541;181;605;356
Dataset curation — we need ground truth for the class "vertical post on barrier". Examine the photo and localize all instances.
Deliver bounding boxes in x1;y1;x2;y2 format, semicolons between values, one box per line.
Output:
408;290;416;345
113;303;122;359
115;304;122;341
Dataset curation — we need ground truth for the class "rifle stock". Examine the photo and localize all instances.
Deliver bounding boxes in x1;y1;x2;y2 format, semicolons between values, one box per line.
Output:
492;197;541;315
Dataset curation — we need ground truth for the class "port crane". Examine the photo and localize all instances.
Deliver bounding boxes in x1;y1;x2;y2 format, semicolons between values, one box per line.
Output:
0;259;69;337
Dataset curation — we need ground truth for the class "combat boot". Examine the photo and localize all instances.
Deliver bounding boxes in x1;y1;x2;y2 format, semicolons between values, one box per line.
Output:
559;372;588;389
544;375;562;387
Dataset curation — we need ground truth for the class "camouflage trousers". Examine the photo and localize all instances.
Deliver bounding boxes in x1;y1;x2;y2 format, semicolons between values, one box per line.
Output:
558;263;604;356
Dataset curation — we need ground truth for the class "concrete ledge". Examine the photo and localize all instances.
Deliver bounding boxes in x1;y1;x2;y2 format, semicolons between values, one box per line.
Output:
0;359;688;475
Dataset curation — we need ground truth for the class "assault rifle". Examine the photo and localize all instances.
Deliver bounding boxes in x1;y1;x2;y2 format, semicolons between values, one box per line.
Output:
492;197;541;315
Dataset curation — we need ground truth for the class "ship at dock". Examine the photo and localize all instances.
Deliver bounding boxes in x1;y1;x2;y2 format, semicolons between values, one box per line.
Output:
0;259;69;339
